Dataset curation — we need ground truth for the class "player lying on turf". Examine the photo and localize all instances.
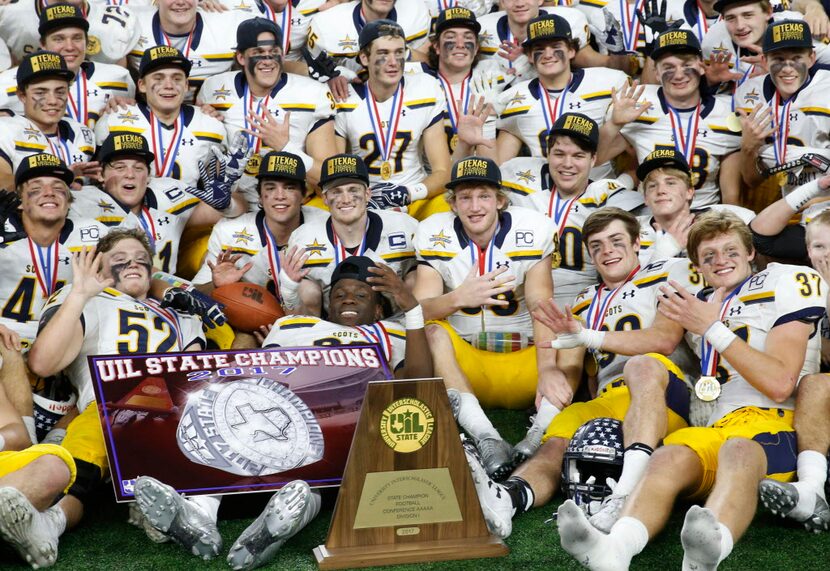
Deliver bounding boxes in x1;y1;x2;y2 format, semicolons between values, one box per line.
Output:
464;207;701;538
133;255;433;570
556;211;826;571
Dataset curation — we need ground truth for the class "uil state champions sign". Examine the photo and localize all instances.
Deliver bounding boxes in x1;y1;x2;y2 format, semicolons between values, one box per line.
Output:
88;345;390;502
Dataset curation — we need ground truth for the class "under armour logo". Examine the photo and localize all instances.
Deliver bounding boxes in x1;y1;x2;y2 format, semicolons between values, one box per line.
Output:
568;102;582;109
158;216;170;225
89;89;100;97
72;154;86;163
496;261;510;269
789;112;799;122
697;129;708;137
191;59;203;67
59;256;70;264
180;138;195;146
729;306;742;316
621;291;635;299
292;17;302;25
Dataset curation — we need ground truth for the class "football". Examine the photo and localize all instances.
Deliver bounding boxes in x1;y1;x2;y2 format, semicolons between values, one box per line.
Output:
211;282;285;333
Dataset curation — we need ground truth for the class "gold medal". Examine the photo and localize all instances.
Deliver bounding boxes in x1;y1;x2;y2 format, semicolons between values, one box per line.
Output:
694;376;721;402
775;171;788;188
726;112;742;133
690;171;699;187
450;134;459;151
380;160;392;181
551;250;562;269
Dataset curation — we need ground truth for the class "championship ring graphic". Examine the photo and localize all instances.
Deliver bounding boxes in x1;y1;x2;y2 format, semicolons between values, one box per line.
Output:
379;398;434;453
177;378;324;476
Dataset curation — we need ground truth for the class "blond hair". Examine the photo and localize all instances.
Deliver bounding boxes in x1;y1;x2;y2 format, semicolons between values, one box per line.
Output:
687;210;753;266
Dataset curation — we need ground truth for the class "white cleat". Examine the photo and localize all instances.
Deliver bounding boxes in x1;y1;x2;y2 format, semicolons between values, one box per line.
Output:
476;436;514;481
557;499;626;571
680;506;722;571
227;480;321;570
127;502;171;543
0;487;59;569
461;437;513;539
759;479;830;533
513;418;545;465
133;476;221;560
588;494;627;533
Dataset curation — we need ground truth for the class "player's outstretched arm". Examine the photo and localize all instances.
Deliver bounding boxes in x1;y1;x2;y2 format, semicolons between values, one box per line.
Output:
419;122;452;199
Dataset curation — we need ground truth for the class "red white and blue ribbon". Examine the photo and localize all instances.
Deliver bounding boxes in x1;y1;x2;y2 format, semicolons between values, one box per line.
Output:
437;72;471;135
539;74;572;135
67;69;88;126
332;218;370;266
699;275;751;376
149;110;183;178
667;102;701;165
356;322;393;362
242;83;271;153
27;238;59;297
467;222;500;276
45;133;72;166
262;0;292;53
619;0;644;52
161;28;193;58
366;82;404;172
584;264;640;334
142;297;185;350
772;91;792;166
548;190;581;236
264;222;283;302
137;206;157;249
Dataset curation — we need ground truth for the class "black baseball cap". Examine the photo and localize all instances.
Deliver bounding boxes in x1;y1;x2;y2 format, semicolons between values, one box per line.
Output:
17;51;74;89
433;7;481;37
446;156;501;190
548;113;599;152
258;151;306;184
523;14;572;47
138;45;192;78
636;148;691;181
319;154;370;190
713;0;764;14
38;3;89;37
358;19;405;50
650;29;702;61
15;153;74;187
762;20;813;53
235;17;282;52
330;256;377;287
98;133;155;165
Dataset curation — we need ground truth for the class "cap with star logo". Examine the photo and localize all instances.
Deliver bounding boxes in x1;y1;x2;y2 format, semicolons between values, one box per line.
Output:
15;153;74;187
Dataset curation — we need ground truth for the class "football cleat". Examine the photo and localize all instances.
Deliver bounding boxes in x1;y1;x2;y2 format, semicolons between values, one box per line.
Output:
127;502;171;544
513;417;545;465
759;479;830;533
476;436;514;481
0;487;59;569
227;481;321;570
461;436;513;539
588;493;627;533
133;476;222;560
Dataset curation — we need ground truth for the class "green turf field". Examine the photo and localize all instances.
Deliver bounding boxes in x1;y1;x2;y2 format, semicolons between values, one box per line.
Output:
3;410;829;570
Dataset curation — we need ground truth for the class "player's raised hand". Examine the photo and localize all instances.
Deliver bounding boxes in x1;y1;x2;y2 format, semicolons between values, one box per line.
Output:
455;265;515;308
208;249;253;288
456;95;495;149
367;263;417;312
279;245;310;283
103;95;135;115
740;47;768;77
244;109;290;152
610;81;652;127
738;104;774;152
657;280;722;334
69;246;114;300
655;209;695;249
703;52;743;85
0;323;21;351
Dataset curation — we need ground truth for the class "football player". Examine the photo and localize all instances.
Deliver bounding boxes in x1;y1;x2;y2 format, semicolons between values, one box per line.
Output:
463;207;699;538
0;51;96;192
283;153;418;317
95;46;227;187
0;4;135;127
413;156;558;479
423;0;494;19
198;18;337;187
734;20;830;198
334;20;451;217
598;28;743;207
27;228;207;563
555;210;824;570
496;14;630;178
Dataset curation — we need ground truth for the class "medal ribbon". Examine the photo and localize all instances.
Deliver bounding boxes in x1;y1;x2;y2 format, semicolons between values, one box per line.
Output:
44;133;72;166
27;238;59;298
242;83;271;153
585;264;641;333
619;0;643;52
149;110;184;178
367;83;404;169
161;28;194;58
505;26;514;69
356;322;393;362
694;0;711;40
539;75;572;135
772;92;792;166
547;189;581;236
699;275;752;376
437;72;471;134
332;218;370;265
142;297;185;350
436;0;455;9
138;206;157;249
67;69;88;126
263;222;283;302
667;102;701;164
466;222;500;276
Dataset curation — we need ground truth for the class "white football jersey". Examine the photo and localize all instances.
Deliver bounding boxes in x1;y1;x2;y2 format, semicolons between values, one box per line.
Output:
734;68;830;196
199;71;335;158
477;7;590;84
572;257;704;391
0;114;94;172
69;180;202;273
263;315;407;370
423;0;494;18
661;0;721;42
94;102;225;186
0;217;107;344
40;285;205;412
619;85;741;208
306;0;431;76
414;206;557;340
501;156;644;305
497;67;628;178
191;206;328;293
286;209;418;312
0;1;141;64
0;61;134;127
335;74;446;187
574;0;655;53
129;8;250;101
684;263;825;424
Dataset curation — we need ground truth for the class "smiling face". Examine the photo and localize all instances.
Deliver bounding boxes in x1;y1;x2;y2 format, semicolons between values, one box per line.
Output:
103;158;150;212
449;184;507;242
547;136;594;195
101;237;154;298
361;0;395;18
329;278;383;327
158;0;197;29
323;181;370;225
138;67;187;115
259;179;304;226
502;0;543;24
434;27;478;73
722;1;771;48
765;48;814;99
585;219;641;286
237;31;283;91
642;169;694;219
18;78;69;129
655;53;703;101
360;36;406;88
806;218;829;270
42;26;86;73
19;175;71;225
693;232;754;290
529;39;574;78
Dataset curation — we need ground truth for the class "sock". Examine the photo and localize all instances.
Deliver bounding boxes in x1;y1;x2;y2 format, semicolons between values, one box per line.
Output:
609;516;649;561
613;443;654;496
503;476;535;515
456;392;498;440
22;416;36;444
44;505;67;536
534;398;560;429
189;494;221;523
717;522;733;564
797;450;828;498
